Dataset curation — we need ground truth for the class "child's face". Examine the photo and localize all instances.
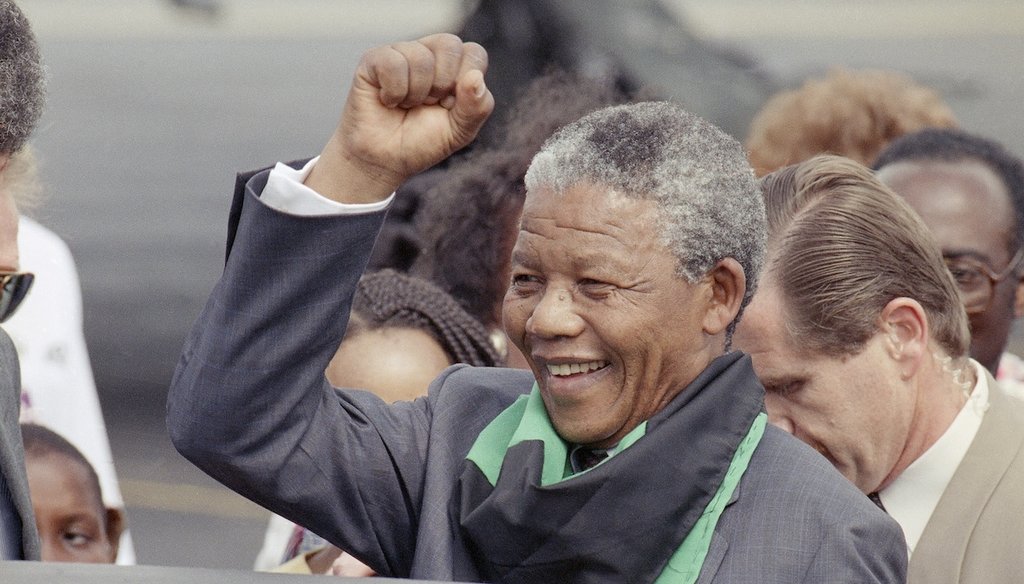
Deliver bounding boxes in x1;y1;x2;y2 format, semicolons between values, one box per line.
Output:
26;454;118;563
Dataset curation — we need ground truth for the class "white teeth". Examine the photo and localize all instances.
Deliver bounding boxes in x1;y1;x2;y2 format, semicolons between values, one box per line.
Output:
546;361;608;376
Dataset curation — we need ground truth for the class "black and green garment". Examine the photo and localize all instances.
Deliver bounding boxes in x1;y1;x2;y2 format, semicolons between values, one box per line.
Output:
458;352;767;584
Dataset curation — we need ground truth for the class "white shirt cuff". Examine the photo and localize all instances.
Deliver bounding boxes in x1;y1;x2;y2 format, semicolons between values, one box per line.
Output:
260;156;394;216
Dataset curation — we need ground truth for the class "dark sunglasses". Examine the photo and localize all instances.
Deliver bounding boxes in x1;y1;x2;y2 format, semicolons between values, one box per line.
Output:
0;272;33;323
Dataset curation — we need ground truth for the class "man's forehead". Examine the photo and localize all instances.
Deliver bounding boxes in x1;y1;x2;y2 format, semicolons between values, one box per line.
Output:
520;185;657;236
879;159;1015;253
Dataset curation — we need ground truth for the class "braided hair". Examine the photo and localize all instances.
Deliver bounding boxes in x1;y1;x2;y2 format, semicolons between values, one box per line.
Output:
347;270;503;368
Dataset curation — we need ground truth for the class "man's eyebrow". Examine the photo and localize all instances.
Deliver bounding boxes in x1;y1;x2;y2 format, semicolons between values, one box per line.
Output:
943;249;993;264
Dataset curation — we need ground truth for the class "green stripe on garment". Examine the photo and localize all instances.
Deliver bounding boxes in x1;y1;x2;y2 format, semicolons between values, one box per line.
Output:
466;384;649;486
655;412;767;584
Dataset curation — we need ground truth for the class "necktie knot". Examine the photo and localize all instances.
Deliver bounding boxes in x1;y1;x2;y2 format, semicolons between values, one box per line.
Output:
574;448;609;471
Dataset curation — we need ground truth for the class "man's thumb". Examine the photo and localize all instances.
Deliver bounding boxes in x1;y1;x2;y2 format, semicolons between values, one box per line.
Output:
449;69;494;147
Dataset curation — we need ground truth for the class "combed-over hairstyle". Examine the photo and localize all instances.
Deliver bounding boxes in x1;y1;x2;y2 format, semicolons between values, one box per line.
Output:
760;155;969;360
346;269;503;368
873;127;1024;254
0;0;45;154
525;101;766;333
745;68;957;177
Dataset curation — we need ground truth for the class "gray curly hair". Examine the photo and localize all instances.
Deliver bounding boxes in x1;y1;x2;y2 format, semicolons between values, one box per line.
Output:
0;0;44;154
524;102;766;335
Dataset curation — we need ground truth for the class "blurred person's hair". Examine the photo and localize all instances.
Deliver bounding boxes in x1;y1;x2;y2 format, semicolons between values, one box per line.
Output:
759;155;969;361
347;269;503;368
526;101;765;340
873;127;1024;254
745;68;957;177
0;0;45;154
413;69;634;328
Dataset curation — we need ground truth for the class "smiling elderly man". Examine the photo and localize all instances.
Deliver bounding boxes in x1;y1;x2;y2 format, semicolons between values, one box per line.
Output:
735;155;1024;584
168;35;905;582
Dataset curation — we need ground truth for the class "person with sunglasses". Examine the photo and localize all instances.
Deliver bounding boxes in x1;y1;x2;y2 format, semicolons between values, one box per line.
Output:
0;0;43;561
874;128;1024;396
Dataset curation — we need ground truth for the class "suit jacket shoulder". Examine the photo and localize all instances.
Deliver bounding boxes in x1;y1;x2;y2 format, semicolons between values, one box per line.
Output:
703;426;907;583
910;379;1024;584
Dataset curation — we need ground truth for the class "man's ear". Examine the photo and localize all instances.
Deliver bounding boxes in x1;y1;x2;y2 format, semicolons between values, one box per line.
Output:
702;258;745;336
105;507;125;563
880;297;929;377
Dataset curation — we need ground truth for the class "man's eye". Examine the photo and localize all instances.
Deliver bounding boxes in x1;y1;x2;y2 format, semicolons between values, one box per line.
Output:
63;531;92;547
579;279;615;297
766;380;804;397
511;274;542;288
947;264;983;287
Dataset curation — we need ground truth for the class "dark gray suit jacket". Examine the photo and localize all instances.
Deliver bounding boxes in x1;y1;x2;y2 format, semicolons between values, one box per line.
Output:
0;329;39;560
168;168;907;582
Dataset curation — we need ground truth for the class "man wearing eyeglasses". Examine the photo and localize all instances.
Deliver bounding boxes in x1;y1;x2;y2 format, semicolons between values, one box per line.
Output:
874;128;1024;397
0;0;44;562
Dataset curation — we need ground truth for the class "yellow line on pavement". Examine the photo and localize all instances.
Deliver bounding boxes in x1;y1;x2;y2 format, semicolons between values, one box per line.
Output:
119;479;270;520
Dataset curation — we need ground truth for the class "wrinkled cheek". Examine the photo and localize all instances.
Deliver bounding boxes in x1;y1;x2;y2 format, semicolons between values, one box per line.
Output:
501;301;532;342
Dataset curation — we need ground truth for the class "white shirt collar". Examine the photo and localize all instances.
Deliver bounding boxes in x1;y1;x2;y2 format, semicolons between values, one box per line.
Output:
878;360;989;555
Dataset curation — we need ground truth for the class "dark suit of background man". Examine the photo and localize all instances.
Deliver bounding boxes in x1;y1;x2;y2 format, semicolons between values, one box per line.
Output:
168;34;907;582
0;0;44;562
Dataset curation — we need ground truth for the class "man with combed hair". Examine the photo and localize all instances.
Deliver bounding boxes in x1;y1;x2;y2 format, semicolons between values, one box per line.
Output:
745;68;957;177
168;34;905;582
735;155;1024;584
873;128;1024;393
0;0;43;561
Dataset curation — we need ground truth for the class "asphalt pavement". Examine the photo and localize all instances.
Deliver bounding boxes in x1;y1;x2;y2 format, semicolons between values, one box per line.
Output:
18;0;1024;570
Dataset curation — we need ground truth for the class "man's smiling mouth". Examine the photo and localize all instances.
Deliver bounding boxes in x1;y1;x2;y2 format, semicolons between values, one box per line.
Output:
545;360;610;377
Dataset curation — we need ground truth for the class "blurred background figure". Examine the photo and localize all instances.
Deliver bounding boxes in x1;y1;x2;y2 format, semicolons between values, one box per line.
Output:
457;0;772;141
874;128;1024;395
256;269;502;574
745;68;958;176
5;147;133;564
22;423;123;564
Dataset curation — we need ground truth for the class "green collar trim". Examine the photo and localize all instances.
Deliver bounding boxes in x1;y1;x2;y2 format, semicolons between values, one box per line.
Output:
466;384;648;486
656;411;766;583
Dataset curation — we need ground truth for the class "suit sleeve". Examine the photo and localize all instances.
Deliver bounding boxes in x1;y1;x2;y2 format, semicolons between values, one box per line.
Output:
799;509;908;584
166;168;432;576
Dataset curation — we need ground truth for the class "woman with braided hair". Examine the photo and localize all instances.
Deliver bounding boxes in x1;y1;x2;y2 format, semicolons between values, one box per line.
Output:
325;269;502;404
264;269;503;575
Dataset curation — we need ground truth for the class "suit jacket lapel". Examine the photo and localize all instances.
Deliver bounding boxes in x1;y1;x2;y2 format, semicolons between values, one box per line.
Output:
909;374;1024;584
693;481;741;584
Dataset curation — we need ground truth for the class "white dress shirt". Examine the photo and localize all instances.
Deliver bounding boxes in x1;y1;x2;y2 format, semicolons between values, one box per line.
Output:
261;158;393;216
877;360;989;555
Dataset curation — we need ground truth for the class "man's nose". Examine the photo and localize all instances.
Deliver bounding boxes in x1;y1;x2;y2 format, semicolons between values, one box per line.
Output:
526;289;584;339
